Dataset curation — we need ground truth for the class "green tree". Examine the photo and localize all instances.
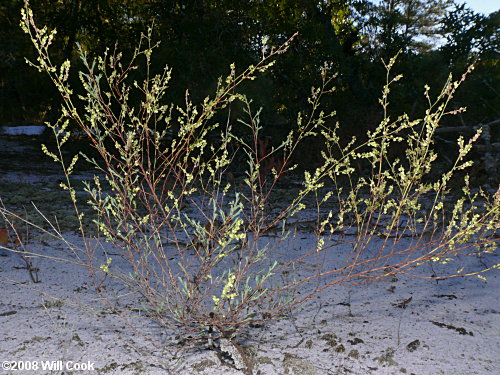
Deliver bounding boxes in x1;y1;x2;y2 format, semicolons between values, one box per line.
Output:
241;1;361;123
0;0;57;122
358;0;452;59
441;3;499;65
0;0;148;122
440;4;500;124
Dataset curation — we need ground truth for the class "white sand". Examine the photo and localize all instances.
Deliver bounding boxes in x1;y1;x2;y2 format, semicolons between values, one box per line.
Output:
1;232;498;375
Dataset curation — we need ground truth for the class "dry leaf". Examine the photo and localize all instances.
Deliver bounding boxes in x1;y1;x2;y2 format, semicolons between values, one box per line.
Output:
0;229;9;246
14;232;23;245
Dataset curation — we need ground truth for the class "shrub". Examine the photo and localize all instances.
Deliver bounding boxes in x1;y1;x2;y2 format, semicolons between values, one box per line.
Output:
9;2;498;370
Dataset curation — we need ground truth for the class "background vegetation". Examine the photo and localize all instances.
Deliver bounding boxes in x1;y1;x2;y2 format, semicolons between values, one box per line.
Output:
0;0;498;191
1;1;498;128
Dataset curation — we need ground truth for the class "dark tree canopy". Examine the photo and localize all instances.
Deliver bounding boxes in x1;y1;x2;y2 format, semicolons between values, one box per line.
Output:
0;0;498;132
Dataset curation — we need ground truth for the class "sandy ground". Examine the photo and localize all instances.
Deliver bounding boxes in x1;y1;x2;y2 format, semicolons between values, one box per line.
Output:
0;133;499;375
0;231;498;375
